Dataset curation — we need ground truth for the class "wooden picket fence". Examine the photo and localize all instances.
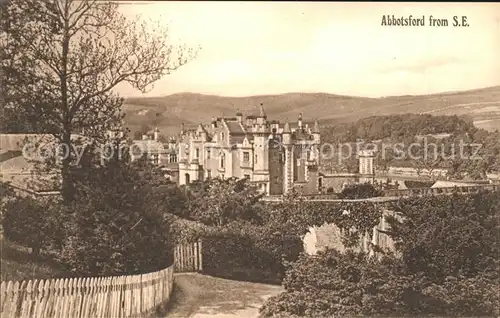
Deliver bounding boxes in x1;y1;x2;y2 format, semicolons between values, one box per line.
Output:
174;240;203;273
0;241;203;318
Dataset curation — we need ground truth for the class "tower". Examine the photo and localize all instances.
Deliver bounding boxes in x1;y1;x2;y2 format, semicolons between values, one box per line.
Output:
236;109;243;123
359;150;375;176
282;122;293;194
178;142;189;185
154;127;159;141
257;103;266;125
312;120;320;144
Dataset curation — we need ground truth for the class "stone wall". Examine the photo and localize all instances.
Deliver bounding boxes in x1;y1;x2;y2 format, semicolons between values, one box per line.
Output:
303;210;396;256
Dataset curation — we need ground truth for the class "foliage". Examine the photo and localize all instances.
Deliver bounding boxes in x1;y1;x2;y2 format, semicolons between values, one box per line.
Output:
404;180;435;189
261;189;500;317
262;192;383;248
321;114;476;144
261;249;499;317
2;196;58;255
0;181;14;199
200;222;303;285
387;190;500;281
53;147;176;276
1;235;72;282
320;114;500;177
0;181;15;222
339;182;384;199
1;0;197;201
183;177;265;226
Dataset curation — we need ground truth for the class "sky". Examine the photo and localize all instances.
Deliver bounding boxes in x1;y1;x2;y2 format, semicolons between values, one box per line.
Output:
114;2;500;98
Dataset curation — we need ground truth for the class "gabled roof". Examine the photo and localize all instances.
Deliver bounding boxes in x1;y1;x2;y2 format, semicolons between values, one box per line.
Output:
225;121;245;134
230;135;246;144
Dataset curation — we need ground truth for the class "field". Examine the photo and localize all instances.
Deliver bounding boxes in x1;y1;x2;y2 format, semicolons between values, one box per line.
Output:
122;86;500;136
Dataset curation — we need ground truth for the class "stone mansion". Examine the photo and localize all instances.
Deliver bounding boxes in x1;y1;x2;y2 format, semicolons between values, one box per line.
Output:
174;105;321;195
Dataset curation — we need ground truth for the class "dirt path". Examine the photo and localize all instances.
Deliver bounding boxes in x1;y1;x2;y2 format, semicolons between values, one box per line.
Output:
162;273;283;318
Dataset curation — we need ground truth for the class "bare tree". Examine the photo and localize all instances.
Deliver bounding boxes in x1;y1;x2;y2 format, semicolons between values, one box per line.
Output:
1;0;198;201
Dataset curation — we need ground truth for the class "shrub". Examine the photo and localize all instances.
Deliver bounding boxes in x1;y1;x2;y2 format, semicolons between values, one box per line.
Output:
404;180;435;189
54;151;176;276
2;197;56;255
261;189;500;317
261;250;500;317
200;222;303;284
339;183;383;199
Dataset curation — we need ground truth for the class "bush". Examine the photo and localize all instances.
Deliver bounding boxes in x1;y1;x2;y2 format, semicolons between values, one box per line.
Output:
260;250;500;317
201;223;303;284
3;197;55;255
261;189;500;317
404;180;435;189
55;155;176;276
339;183;383;199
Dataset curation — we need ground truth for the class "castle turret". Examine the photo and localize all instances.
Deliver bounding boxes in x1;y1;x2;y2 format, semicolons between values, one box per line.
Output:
359;150;375;175
236;109;243;123
312;120;320;144
282;122;291;145
257;103;266;125
197;123;207;142
154;127;159;141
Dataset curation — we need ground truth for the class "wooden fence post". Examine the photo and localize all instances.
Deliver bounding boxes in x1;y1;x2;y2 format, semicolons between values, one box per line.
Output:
198;239;203;271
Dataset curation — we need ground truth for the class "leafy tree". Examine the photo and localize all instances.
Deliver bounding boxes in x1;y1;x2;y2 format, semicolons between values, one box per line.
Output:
387;190;500;281
261;189;500;317
132;124;153;140
1;0;197;202
57;145;176;275
185;177;264;226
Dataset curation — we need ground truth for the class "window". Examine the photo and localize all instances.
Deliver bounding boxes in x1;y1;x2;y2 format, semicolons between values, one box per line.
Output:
243;151;250;162
195;148;199;158
152;154;159;165
244;174;250;179
254;154;258;165
221;132;225;141
220;153;225;168
207;170;211;179
169;154;177;163
206;149;211;159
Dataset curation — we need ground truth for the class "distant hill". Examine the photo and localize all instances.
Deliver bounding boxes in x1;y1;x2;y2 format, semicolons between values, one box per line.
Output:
123;86;500;136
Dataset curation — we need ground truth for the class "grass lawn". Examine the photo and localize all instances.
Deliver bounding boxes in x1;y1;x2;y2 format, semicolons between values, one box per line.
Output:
0;234;71;283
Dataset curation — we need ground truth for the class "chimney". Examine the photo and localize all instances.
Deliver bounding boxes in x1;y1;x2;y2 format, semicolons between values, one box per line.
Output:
154;127;159;141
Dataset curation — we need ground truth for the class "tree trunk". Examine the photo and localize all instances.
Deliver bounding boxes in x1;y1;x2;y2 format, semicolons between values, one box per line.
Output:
61;132;74;204
60;1;72;204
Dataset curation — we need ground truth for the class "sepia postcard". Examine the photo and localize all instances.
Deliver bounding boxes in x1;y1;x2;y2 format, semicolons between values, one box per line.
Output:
1;1;499;318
